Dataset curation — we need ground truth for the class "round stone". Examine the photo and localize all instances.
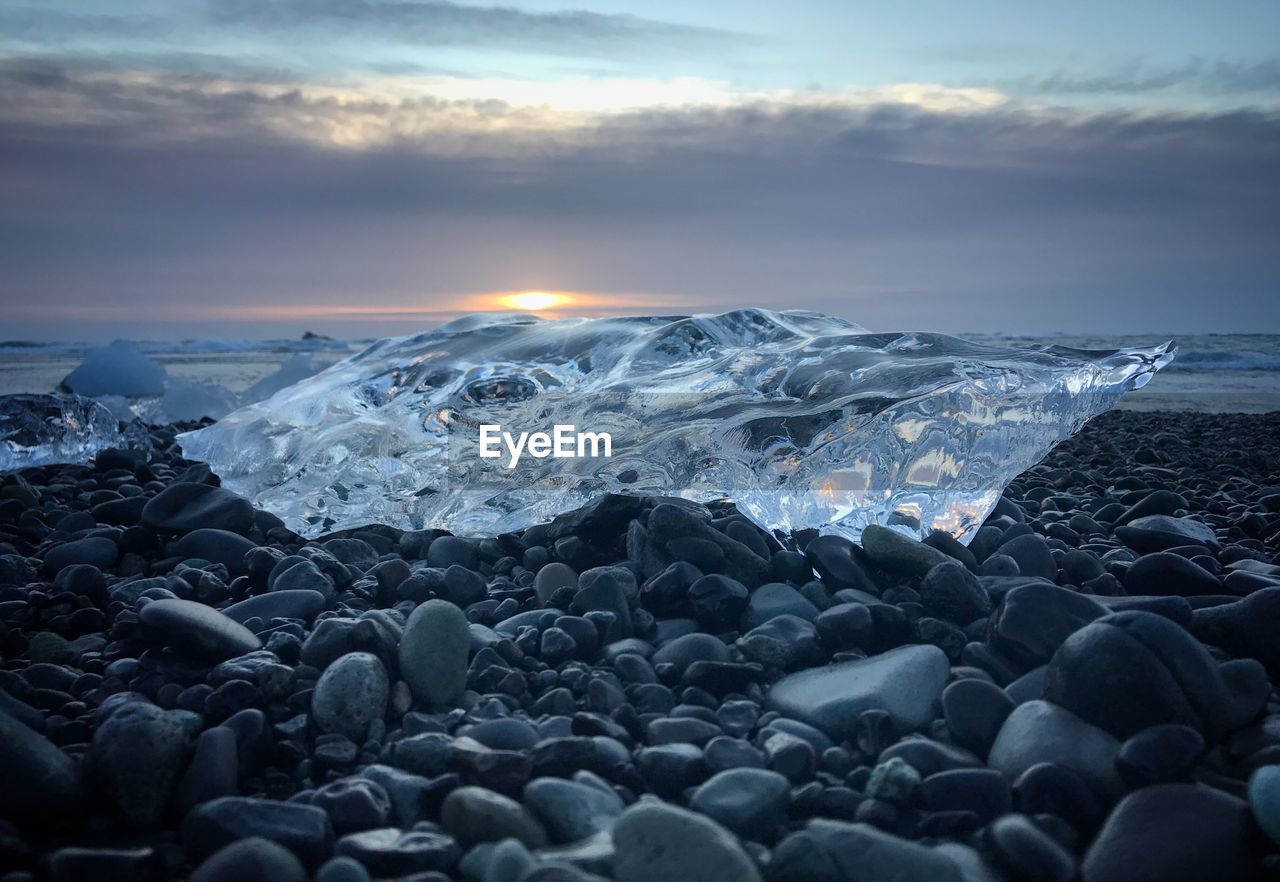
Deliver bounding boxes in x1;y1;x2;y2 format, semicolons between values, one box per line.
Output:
189;837;308;882
1248;765;1280;847
613;801;762;882
399;599;470;708
312;652;388;742
689;768;790;840
440;786;547;848
90;701;190;828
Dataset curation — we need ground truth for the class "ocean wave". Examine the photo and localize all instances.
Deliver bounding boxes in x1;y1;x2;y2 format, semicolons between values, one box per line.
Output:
1164;350;1280;372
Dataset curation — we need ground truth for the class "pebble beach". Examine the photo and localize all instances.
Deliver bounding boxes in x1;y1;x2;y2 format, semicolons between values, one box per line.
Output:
2;407;1279;881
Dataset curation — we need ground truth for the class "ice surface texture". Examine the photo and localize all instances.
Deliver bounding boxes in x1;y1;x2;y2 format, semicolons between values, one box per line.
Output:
1;394;147;473
178;310;1173;541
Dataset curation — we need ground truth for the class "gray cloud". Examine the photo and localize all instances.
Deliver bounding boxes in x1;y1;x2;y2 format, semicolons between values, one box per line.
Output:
204;0;751;55
1001;58;1280;97
0;61;1276;337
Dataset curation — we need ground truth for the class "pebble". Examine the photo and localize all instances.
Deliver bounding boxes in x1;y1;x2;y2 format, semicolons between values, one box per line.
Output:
312;651;388;742
612;801;762;882
142;482;255;535
988;700;1123;799
139;597;262;661
1044;610;1229;739
918;561;991;624
399;598;470;708
441;786;548;848
689;768;790;839
1082;783;1254;882
0;705;82;827
1247;764;1280;847
859;524;953;578
174;529;257;574
90;700;189;828
1124;551;1221;597
189;837;308;882
333;827;462;876
182;796;334;866
766;644;950;738
941;677;1014;756
43;535;118;574
523;776;625;843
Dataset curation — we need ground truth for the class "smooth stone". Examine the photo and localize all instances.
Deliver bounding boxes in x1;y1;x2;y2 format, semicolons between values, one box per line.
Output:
613;801;761;882
44;847;165;882
986;814;1075;882
922;768;1011;821
90;701;189;828
1044;610;1230;740
1190;587;1280;678
523;777;624;843
766;644;950;738
315;856;372;882
139;598;261;661
427;535;479;569
357;765;435;827
223;589;327;624
484;838;536;882
689;768;790;840
535;562;577;605
1248;765;1280;846
44;536;118;575
941;678;1015;756
190;837;308;882
0;707;82;827
1115;489;1188;526
859;525;952;578
400;598;470;708
1116;724;1204;788
312;651;388;742
1082;784;1253;882
997;534;1057;580
1124;552;1221;597
803;819;963;882
441;786;548;848
737;614;822;670
174;529;258;575
918;561;991;625
311;778;392;833
142;482;255;535
740;583;819;629
990;580;1107;665
988;700;1123;799
176;726;239;813
183;796;334;866
1115;515;1217;554
334;827;462;876
652;632;731;672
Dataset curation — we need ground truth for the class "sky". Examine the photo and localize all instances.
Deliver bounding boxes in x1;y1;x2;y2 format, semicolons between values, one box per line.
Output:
0;0;1277;339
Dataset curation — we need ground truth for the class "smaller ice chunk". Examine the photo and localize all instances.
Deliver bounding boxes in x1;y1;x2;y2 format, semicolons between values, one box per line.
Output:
137;381;239;424
0;394;149;472
60;340;167;397
241;354;321;405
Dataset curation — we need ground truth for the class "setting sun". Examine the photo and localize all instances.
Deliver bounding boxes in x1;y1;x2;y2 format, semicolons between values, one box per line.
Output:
502;290;571;311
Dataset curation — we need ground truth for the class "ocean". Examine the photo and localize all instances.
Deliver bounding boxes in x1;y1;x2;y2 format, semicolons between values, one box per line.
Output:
2;332;1278;413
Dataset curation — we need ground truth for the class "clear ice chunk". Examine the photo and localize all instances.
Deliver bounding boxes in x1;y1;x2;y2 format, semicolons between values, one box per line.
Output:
178;310;1174;541
1;393;149;473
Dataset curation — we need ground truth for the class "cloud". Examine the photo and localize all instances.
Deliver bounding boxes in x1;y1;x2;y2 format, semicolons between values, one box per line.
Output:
204;0;752;56
0;59;1276;337
1001;58;1280;97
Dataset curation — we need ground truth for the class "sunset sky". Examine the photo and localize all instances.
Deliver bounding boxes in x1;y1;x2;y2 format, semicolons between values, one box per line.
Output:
1;0;1277;339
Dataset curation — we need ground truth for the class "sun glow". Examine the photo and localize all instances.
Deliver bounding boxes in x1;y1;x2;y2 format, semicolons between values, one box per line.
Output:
502;290;572;312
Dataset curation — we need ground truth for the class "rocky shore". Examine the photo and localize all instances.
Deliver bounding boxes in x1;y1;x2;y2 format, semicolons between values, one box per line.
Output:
2;410;1279;882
